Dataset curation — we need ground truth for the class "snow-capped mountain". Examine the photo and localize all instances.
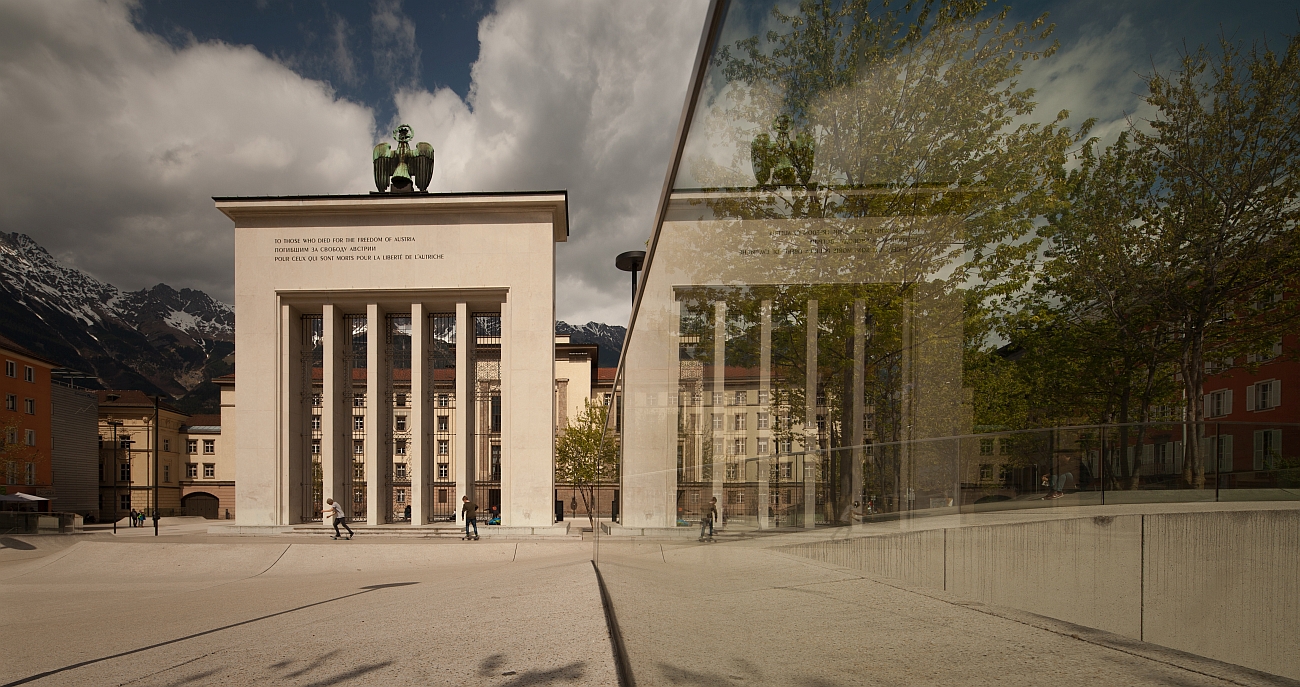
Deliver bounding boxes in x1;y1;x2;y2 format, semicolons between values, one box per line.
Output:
0;231;625;411
556;320;625;369
0;232;234;407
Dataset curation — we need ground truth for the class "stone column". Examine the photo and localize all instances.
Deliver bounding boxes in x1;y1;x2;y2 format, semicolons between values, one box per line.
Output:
321;304;348;519
805;299;818;529
851;298;866;523
712;300;725;511
282;302;304;524
455;302;476;511
410;303;429;526
758;299;771;530
365;303;388;526
500;296;515;524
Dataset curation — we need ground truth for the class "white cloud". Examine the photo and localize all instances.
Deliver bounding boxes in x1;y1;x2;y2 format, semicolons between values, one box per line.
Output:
0;0;374;303
0;0;708;325
394;0;709;325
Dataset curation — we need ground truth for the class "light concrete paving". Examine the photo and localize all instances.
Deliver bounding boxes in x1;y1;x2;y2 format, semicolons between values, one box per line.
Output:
0;535;615;686
594;539;1298;686
773;502;1300;679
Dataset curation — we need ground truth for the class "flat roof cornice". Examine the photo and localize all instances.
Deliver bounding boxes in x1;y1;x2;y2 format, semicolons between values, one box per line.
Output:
213;190;569;241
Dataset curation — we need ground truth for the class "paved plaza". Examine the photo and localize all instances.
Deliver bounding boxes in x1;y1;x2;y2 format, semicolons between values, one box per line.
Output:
2;521;1295;686
0;532;616;686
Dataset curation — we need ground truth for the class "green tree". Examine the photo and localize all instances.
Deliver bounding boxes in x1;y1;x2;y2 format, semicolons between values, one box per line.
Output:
694;0;1088;519
555;400;620;530
1138;36;1300;487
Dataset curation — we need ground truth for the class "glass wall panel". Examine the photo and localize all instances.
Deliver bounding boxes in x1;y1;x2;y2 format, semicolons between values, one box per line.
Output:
594;1;1300;680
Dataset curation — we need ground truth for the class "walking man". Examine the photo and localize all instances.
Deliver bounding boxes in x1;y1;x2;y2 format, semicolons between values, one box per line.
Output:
699;496;718;542
327;497;353;539
461;495;479;540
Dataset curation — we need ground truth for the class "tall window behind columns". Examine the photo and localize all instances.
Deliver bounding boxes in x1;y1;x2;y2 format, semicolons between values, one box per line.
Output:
345;313;367;520
301;314;324;522
387;313;411;523
365;304;388;526
474;312;502;517
429;313;457;521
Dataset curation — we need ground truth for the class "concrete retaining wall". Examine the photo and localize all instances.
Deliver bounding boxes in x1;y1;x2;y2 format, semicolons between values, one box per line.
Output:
781;508;1299;679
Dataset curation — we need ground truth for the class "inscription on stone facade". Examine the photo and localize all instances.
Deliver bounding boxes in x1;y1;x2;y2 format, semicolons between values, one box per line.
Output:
271;235;442;263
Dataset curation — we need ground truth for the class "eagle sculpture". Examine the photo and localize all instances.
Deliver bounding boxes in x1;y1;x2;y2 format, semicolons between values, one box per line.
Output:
373;124;434;193
751;115;815;187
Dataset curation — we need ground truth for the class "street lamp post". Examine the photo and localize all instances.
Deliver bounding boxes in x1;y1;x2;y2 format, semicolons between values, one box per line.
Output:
615;251;646;306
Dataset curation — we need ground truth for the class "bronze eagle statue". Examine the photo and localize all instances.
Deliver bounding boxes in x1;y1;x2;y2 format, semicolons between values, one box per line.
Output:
751;115;815;187
373;124;434;192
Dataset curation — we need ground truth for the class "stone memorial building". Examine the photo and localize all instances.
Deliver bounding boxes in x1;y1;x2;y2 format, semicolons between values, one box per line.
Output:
217;182;567;528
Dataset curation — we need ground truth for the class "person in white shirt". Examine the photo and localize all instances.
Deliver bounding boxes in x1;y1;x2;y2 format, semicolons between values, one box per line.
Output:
327;498;353;539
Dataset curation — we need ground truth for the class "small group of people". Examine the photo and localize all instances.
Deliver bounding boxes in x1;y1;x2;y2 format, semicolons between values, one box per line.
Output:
324;495;489;540
126;509;149;527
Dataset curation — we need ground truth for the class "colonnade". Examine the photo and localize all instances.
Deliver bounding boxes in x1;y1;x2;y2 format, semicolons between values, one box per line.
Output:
281;299;506;526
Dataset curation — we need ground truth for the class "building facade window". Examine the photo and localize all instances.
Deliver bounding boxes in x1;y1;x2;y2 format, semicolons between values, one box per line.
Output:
757;438;769;455
756;412;768;429
24;429;36;446
437;394;449;408
395;415;407;431
163;464;170;483
395;463;407;480
354;416;364;431
25;462;34;485
1207;389;1233;417
1247;380;1281;411
734;413;746;431
711;413;723;431
735;391;747;406
312;393;321;406
163;439;170;452
4;360;14;377
121;437;133;450
757;389;769;405
311;439;321;455
23;365;34;382
395;439;407;455
120;462;131;482
187;463;198;478
203;439;215;454
312;416;321;430
1254;429;1282;470
23;398;34;414
120;494;131;511
437;415;449;432
395;392;407;407
726;462;738;480
354;440;364;455
438;439;449;456
437;463;449;479
187;439;197;454
396;489;406;503
712;392;725;407
354;394;366;407
732;438;746;455
203;464;215;478
4;394;14;411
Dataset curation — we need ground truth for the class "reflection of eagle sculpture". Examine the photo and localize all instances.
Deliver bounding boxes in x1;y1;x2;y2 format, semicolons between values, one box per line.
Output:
751;115;815;187
373;124;434;192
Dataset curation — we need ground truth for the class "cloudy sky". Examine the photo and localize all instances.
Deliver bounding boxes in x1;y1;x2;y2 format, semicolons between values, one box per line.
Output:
0;0;1294;326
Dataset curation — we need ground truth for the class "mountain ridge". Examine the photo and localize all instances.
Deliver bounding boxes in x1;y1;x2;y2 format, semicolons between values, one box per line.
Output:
0;233;624;413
